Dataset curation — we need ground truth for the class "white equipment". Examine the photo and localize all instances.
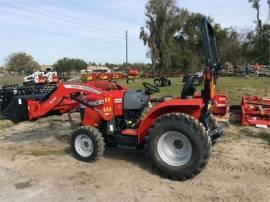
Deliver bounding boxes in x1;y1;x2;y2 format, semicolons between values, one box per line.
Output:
45;71;59;83
24;71;46;85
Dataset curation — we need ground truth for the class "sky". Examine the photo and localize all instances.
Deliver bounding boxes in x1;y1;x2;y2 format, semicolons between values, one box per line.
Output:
0;0;269;66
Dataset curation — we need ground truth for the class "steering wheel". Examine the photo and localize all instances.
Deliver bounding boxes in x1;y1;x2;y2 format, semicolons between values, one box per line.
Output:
142;82;160;95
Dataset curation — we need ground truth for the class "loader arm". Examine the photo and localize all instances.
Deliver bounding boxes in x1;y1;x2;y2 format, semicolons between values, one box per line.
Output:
27;83;103;120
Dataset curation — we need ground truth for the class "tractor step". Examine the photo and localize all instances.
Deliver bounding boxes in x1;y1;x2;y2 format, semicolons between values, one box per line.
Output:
121;128;138;136
117;134;138;149
208;124;226;140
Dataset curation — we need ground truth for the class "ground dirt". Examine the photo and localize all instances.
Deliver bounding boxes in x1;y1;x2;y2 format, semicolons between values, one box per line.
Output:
0;113;269;202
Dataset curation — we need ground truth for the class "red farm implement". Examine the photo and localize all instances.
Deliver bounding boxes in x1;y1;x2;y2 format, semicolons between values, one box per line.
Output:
212;94;229;117
241;96;270;127
80;68;125;82
142;71;156;78
84;72;125;81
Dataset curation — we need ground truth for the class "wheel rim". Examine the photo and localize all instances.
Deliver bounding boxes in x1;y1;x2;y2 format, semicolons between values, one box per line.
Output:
157;131;192;167
74;134;94;157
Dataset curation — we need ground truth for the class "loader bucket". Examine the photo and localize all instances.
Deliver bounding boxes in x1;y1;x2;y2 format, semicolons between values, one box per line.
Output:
0;84;56;123
3;96;29;123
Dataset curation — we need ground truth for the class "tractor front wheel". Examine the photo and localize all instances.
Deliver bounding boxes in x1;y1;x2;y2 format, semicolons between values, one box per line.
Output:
146;113;211;180
71;126;105;162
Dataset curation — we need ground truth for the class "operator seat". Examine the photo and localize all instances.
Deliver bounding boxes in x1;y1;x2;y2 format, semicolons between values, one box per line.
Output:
181;76;196;99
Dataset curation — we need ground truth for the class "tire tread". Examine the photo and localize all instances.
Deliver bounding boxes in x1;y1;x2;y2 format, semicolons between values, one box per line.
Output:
71;126;105;162
145;113;211;180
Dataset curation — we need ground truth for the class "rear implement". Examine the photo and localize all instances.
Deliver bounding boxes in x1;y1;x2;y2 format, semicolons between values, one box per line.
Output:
241;96;270;128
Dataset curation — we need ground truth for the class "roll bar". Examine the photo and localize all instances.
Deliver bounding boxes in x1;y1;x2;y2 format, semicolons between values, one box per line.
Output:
200;16;221;72
199;16;223;125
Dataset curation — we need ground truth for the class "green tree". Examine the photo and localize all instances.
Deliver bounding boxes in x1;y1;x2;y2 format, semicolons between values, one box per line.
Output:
53;57;87;78
140;0;185;71
5;52;40;73
261;24;270;64
249;0;262;34
88;61;97;66
248;0;270;64
174;13;204;71
140;0;269;73
267;0;270;23
214;26;242;66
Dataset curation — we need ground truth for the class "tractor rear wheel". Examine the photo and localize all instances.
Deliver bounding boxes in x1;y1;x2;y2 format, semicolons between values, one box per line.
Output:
146;113;211;180
71;126;105;162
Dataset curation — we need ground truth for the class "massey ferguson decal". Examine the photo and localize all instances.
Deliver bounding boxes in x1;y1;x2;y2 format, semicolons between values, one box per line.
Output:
49;96;57;104
114;98;122;103
63;84;101;94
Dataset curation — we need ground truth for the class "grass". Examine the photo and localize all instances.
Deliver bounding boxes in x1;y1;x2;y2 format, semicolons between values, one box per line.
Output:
0;75;24;86
117;77;269;105
215;77;270;105
118;77;184;97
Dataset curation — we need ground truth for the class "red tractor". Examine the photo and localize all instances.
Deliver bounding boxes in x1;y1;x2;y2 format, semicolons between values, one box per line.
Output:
1;17;224;180
128;67;139;77
70;17;225;180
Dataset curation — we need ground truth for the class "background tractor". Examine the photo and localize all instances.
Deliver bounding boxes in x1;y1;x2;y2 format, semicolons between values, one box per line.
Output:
126;67;139;83
45;71;59;84
23;71;47;85
154;76;172;87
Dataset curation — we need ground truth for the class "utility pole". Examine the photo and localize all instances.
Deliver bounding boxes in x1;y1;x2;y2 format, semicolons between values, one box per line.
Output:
125;30;128;64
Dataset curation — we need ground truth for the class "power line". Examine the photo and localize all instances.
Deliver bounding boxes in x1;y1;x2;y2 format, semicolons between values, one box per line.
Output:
13;0;139;38
14;0;125;36
0;3;125;39
0;9;126;45
0;1;142;62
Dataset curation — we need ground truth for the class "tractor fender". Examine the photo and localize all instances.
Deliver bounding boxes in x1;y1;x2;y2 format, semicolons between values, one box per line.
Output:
137;99;204;143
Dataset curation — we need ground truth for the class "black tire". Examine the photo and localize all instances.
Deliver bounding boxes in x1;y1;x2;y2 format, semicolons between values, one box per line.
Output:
145;113;211;180
71;126;105;162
